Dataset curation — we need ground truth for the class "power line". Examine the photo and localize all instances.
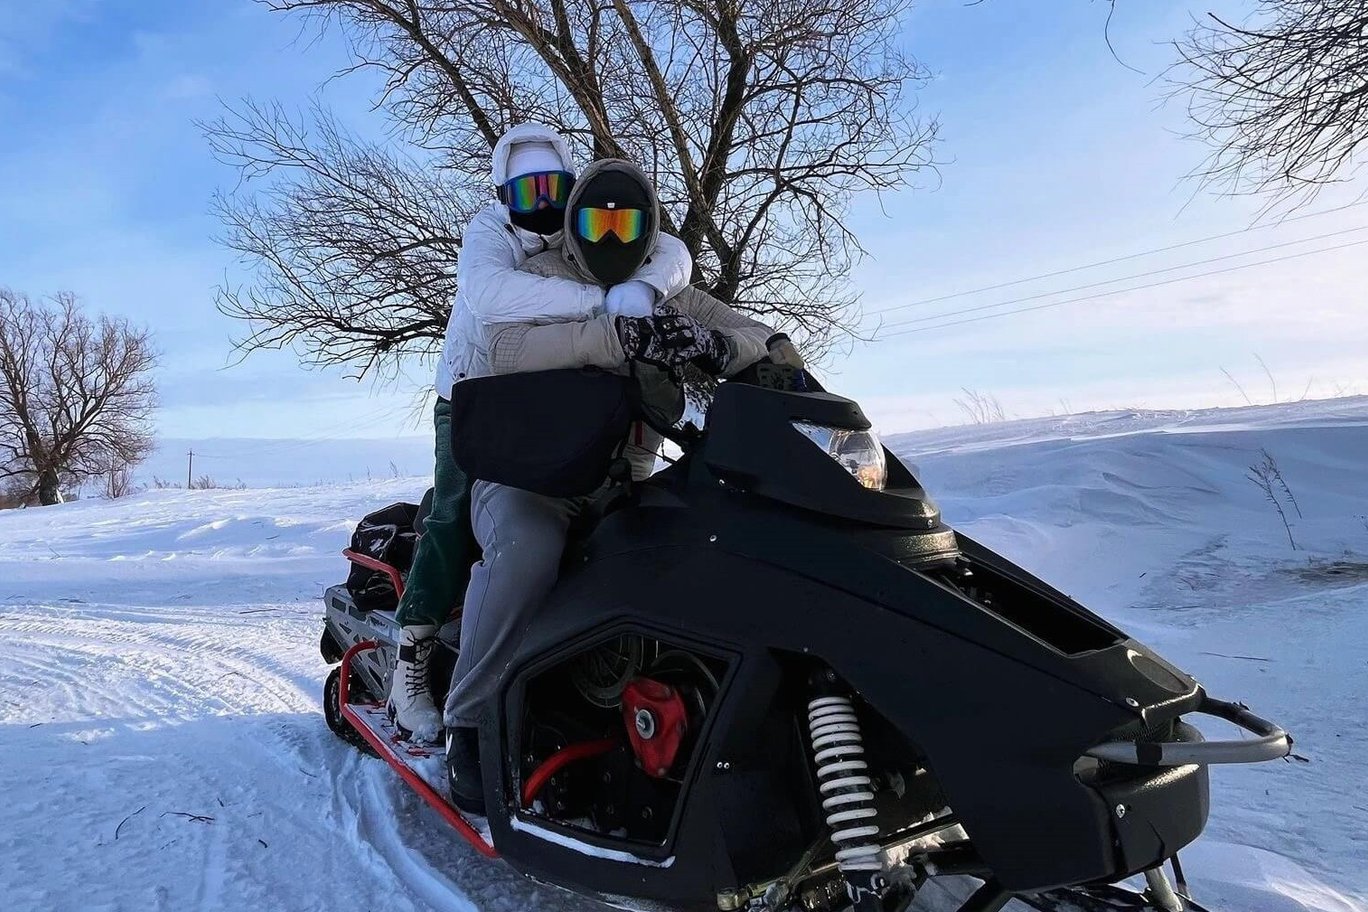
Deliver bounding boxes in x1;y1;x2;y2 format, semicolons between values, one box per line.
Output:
881;224;1368;330
867;199;1368;317
878;237;1368;338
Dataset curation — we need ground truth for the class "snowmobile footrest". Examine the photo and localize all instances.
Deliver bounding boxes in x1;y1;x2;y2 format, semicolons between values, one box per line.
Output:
337;640;498;859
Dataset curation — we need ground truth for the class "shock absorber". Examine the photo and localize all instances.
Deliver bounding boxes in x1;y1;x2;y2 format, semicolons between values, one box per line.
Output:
807;691;885;912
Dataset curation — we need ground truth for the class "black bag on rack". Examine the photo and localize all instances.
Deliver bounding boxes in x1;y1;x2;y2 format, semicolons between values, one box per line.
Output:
344;501;420;611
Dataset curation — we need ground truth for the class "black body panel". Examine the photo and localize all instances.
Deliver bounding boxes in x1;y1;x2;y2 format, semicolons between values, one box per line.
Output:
483;441;1209;904
703;382;941;529
315;379;1222;911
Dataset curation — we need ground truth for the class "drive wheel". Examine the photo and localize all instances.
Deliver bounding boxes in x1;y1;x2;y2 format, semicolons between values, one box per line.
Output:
324;665;378;756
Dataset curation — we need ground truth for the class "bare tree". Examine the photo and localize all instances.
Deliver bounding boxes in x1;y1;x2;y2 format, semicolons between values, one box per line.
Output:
1247;448;1300;550
0;477;34;510
208;0;938;377
1171;1;1368;208
208;103;482;377
0;290;157;506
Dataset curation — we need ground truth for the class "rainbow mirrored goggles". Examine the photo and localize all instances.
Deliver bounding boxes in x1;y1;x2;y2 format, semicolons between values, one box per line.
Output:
499;171;574;213
575;207;647;243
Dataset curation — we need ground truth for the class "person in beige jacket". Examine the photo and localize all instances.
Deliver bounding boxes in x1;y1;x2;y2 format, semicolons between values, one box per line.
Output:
441;158;804;814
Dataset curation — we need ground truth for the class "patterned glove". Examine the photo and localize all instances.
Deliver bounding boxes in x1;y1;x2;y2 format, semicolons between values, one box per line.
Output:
691;330;733;377
616;309;721;374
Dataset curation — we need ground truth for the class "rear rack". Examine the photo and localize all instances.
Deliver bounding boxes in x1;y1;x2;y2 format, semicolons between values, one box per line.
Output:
341;548;406;600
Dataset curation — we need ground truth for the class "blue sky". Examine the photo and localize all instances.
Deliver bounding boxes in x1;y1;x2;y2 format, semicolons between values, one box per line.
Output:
2;0;1365;441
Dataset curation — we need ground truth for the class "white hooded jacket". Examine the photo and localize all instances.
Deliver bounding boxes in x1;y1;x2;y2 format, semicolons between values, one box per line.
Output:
435;123;692;395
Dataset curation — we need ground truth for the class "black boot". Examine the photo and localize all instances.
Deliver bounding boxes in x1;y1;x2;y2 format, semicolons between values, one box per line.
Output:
446;726;486;816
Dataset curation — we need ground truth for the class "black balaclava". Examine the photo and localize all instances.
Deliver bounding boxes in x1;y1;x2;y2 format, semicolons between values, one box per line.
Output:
510;205;565;236
571;170;654;285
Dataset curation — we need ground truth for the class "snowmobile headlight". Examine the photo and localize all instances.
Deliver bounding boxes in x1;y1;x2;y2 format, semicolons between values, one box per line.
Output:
792;421;887;491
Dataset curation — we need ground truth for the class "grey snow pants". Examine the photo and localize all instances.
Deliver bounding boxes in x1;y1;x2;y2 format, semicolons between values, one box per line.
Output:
443;479;590;728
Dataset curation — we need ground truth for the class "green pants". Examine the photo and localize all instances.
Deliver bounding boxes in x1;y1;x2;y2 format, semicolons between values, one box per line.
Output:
395;397;475;628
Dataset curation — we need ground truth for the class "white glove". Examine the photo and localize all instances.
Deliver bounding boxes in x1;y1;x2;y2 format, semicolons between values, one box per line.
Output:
604;281;657;318
766;333;806;369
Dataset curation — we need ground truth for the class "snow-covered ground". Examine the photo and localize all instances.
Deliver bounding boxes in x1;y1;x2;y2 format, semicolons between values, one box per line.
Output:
2;397;1365;912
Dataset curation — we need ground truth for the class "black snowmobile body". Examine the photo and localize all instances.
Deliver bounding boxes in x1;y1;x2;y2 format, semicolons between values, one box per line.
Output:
321;369;1290;912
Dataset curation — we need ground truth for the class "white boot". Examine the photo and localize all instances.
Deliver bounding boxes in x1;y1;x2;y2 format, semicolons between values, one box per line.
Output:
387;624;443;742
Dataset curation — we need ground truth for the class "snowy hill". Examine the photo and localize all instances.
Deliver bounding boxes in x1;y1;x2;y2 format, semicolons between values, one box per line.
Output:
1;398;1365;911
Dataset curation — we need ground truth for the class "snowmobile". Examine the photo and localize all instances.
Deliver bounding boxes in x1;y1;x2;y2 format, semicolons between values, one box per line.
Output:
320;363;1292;912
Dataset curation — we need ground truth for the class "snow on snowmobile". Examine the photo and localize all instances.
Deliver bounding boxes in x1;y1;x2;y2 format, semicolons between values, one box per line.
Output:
320;362;1292;912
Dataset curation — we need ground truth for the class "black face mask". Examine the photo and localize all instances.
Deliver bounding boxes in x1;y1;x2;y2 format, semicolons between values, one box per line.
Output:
571;171;654;285
509;205;565;236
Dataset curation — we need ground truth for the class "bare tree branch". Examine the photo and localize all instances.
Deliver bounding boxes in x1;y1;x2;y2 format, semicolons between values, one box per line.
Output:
1170;0;1368;210
207;0;939;372
204;101;481;378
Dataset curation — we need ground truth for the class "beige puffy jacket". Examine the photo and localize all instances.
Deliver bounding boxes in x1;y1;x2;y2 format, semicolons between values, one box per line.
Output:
485;248;775;480
487;261;773;376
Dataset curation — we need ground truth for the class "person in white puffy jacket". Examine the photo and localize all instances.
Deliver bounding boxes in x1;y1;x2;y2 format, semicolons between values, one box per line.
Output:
387;123;695;745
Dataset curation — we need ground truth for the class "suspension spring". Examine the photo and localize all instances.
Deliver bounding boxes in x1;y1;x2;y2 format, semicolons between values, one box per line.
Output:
806;695;882;875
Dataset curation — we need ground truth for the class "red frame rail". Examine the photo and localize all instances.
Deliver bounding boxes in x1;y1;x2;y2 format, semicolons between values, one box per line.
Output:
341;549;405;601
336;640;498;858
521;738;619;809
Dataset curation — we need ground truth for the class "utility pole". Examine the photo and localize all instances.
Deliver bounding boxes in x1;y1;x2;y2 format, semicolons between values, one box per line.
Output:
187;448;194;489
